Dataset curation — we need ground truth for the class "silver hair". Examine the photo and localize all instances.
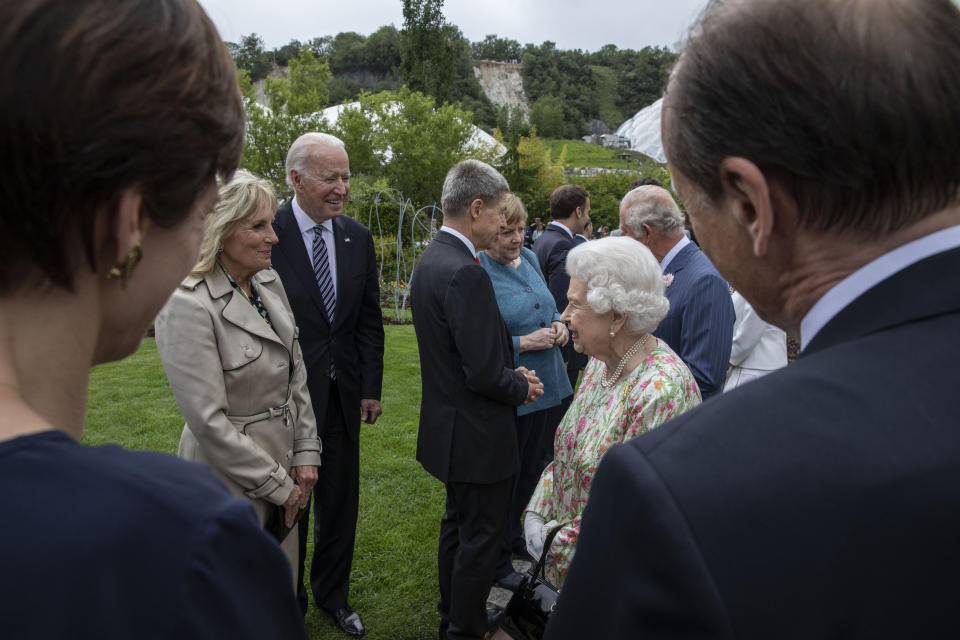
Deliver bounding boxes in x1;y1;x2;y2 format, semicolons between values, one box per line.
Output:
285;132;346;187
620;186;685;236
440;159;509;218
566;237;670;335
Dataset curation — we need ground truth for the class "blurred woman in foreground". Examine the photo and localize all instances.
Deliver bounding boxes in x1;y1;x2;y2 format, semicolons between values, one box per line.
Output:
0;1;307;637
524;238;701;586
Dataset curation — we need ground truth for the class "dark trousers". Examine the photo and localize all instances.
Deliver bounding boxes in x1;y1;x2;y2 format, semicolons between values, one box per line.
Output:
438;476;513;640
296;380;359;614
497;410;549;575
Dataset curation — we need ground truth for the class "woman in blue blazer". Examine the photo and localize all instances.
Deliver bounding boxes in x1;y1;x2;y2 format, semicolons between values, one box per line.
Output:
479;193;573;589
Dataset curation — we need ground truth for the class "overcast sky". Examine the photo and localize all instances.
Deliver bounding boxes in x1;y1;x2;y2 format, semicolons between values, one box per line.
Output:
198;0;709;53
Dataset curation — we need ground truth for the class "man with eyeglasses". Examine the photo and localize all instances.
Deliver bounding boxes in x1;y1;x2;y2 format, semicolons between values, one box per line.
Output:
272;132;384;638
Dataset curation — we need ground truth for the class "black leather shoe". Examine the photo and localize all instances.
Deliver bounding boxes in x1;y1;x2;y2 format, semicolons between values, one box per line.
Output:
494;570;524;593
329;608;366;638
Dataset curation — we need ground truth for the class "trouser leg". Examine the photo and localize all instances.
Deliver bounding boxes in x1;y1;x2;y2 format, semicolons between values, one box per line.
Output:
497;410;548;574
439;477;512;640
310;381;359;611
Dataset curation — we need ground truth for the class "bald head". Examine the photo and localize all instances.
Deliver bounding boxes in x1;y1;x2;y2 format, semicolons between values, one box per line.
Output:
619;186;685;240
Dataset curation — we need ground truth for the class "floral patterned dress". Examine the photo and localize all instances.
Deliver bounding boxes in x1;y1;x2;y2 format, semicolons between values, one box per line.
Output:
525;338;701;586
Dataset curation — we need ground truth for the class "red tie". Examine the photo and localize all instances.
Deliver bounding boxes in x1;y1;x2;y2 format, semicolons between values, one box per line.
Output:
475;256;481;265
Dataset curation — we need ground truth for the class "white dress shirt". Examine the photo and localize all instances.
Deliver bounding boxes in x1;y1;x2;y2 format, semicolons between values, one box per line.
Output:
548;220;574;239
292;196;338;298
660;235;691;273
440;225;478;258
801;224;960;350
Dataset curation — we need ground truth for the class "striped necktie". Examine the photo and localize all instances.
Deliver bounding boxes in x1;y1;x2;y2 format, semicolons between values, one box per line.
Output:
312;225;336;378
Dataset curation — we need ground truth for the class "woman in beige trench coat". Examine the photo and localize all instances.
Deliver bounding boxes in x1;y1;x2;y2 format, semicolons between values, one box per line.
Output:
156;170;321;590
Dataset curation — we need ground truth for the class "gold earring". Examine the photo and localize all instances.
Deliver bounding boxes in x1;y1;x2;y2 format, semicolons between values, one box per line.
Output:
107;244;143;289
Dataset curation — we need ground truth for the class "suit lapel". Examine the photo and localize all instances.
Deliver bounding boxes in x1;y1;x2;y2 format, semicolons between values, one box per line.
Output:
665;242;696;275
435;230;475;263
332;216;352;332
274;202;332;328
804;246;960;356
256;271;294;352
208;267;284;347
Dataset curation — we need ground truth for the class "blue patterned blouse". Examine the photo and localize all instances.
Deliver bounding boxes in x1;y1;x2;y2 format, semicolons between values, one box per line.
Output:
480;247;573;416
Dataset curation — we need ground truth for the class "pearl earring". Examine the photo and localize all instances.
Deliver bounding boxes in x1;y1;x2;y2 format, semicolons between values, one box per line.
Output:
609;331;615;337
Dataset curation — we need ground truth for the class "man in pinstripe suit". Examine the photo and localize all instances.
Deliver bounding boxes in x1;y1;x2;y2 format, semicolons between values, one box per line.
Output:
272;133;384;636
620;185;734;399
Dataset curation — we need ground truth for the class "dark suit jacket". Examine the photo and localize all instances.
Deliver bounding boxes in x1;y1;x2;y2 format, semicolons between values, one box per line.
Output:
533;224;576;314
410;231;528;484
534;223;587;371
545;245;960;639
271;201;384;440
653;241;734;399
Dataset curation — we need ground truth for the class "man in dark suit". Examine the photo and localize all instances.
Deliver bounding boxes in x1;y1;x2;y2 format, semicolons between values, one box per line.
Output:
620;185;734;399
533;185;590;399
411;159;543;640
271;132;384;637
545;0;960;637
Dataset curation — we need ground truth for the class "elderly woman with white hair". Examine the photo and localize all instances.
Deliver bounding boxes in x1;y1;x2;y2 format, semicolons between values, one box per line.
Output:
523;237;701;586
156;170;321;591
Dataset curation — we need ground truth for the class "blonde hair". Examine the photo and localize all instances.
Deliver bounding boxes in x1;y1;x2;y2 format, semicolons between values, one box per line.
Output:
503;193;529;227
192;169;277;277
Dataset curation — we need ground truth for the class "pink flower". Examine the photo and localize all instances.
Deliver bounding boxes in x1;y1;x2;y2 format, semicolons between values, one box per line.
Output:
663;273;675;288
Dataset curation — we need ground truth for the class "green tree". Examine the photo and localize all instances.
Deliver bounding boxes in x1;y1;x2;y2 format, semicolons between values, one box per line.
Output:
283;47;332;115
472;35;522;61
237;49;333;195
589;65;623;129
327;32;367;74
495;125;566;216
334;101;382;176
272;39;303;67
530;95;566;138
327;87;492;207
400;0;454;104
229;33;272;80
371;87;483;206
363;26;403;77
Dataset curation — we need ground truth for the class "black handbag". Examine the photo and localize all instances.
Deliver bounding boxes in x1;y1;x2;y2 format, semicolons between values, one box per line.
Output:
264;501;309;544
503;523;565;639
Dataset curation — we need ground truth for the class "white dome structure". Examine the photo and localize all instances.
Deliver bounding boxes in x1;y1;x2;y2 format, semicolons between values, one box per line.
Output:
615;97;666;164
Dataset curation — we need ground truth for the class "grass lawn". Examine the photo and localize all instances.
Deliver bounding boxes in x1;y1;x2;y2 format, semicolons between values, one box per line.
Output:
546;138;650;170
83;325;445;640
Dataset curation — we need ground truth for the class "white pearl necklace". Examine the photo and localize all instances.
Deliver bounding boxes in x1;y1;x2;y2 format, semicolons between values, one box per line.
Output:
599;334;650;389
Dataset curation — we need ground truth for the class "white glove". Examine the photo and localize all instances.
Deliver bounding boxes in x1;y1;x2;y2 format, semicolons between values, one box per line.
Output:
524;511;548;559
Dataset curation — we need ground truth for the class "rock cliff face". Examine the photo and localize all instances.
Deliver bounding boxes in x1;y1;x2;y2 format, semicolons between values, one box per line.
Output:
473;60;529;120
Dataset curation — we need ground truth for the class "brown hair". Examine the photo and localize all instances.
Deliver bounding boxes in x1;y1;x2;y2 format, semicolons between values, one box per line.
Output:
549;184;589;221
664;0;960;235
503;193;529;227
0;0;244;292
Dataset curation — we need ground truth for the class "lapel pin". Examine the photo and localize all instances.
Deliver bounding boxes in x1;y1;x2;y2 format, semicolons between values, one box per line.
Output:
344;237;351;243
